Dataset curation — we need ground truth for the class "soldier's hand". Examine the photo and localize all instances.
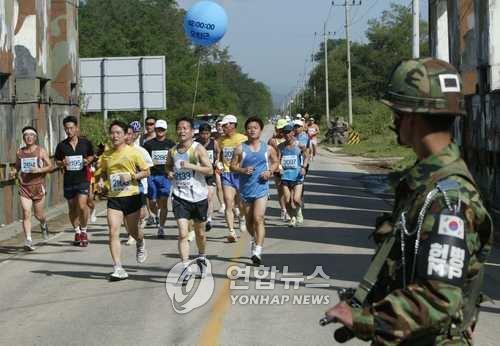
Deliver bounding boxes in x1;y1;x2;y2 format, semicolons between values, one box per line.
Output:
325;302;353;329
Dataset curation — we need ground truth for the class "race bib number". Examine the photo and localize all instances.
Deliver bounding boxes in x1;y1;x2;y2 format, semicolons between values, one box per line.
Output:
174;170;192;187
67;155;83;171
222;147;234;162
21;157;38;173
281;155;298;169
110;173;131;192
152;150;168;165
207;150;214;163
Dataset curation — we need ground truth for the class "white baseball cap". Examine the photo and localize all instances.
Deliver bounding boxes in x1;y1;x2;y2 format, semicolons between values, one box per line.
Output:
295;113;302;119
220;114;238;125
155;119;167;129
293;119;304;127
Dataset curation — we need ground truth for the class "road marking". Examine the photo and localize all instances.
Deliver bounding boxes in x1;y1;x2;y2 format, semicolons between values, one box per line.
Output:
200;235;246;346
486;262;500;267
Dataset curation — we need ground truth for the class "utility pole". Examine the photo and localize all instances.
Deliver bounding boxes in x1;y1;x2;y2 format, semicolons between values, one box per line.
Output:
412;0;420;58
334;1;361;126
323;23;331;125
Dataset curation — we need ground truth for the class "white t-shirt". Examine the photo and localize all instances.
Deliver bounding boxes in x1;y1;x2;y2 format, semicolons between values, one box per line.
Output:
133;144;154;194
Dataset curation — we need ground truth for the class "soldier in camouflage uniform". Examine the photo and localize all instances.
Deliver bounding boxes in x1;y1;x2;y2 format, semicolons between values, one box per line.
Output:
325;58;493;345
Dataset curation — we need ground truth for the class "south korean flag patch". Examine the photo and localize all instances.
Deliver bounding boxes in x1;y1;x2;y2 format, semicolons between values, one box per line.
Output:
438;214;464;240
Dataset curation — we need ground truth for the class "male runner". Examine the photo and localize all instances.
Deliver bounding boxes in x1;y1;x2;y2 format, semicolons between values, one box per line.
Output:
96;120;150;281
197;123;220;231
141;116;157;226
14;126;52;250
143;119;175;238
278;124;309;226
217;114;248;242
165;117;213;282
124;122;154;245
306;117;320;159
230;117;278;265
55;115;94;247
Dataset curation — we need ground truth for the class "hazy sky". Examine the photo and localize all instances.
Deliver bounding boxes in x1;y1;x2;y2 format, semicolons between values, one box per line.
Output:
177;0;428;105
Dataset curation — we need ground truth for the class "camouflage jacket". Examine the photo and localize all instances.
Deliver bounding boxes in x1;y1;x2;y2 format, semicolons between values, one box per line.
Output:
351;143;493;345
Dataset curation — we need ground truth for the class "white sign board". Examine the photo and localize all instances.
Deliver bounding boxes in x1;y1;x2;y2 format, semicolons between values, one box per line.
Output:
80;56;166;112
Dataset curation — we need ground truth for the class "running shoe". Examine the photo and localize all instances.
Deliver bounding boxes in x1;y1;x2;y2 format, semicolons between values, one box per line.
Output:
40;223;49;240
226;230;238;243
136;240;147;263
80;232;89;247
90;209;97;223
109;267;128;281
251;253;262;266
157;227;165;239
296;208;304;225
73;233;81;246
125;236;136;246
280;209;287;221
284;212;291;221
218;204;226;214
250;240;256;257
289;217;297;227
239;216;247;232
179;266;193;285
146;216;156;226
24;240;35;251
196;258;208;278
205;221;212;232
187;230;195;242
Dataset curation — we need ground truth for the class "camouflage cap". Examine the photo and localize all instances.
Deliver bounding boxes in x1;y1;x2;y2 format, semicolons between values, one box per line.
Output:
381;58;466;116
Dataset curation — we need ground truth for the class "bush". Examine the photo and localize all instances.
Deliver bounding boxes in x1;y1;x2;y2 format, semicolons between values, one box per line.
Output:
80;115;108;148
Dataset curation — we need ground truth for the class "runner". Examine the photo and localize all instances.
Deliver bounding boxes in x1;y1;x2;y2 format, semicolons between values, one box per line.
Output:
165;117;213;282
294;118;311;214
268;119;289;221
55;116;94;247
213;119;225;213
197;123;219;231
230;117;278;265
124;121;154;245
14;127;52;251
306;117;320;159
141;116;157;226
143;119;175;238
140;116;157;145
217;114;248;242
278;124;310;226
96;120;150;281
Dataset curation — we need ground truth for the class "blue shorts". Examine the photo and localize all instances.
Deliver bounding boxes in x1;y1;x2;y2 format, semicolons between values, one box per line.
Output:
222;172;240;190
64;182;90;200
281;180;303;188
241;193;268;204
147;175;171;200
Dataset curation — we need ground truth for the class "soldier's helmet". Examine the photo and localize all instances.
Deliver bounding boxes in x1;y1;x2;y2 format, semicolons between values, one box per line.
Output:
381;57;466;116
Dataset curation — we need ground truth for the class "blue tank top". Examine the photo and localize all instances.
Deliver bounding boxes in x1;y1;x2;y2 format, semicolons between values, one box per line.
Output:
239;141;269;200
296;132;310;148
280;142;303;182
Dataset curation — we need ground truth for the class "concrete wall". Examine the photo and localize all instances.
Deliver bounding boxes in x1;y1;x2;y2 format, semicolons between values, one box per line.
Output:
0;0;79;225
429;0;500;234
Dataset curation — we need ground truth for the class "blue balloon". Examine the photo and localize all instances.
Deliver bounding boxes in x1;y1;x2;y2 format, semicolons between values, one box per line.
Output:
184;1;228;46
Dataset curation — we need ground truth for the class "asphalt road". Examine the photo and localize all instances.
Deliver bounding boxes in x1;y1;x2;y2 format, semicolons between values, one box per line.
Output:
1;128;499;346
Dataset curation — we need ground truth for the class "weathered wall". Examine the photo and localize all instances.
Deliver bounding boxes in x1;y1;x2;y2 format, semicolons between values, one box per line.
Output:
429;0;500;235
0;0;79;225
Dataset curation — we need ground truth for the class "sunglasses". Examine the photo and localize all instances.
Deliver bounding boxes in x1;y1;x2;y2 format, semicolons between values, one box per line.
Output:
146;122;155;126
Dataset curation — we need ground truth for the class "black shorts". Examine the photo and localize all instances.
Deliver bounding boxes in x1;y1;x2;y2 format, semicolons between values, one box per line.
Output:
107;195;142;216
172;195;208;222
205;175;216;186
64;182;90;200
140;193;147;207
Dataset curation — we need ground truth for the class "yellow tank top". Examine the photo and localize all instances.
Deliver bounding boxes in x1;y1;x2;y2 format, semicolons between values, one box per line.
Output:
217;133;248;172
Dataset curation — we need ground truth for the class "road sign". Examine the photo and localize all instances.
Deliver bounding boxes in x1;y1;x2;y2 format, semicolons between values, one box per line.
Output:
80;56;166;113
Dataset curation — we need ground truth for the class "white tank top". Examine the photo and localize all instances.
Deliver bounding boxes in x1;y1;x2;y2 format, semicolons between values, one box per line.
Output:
171;142;208;202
